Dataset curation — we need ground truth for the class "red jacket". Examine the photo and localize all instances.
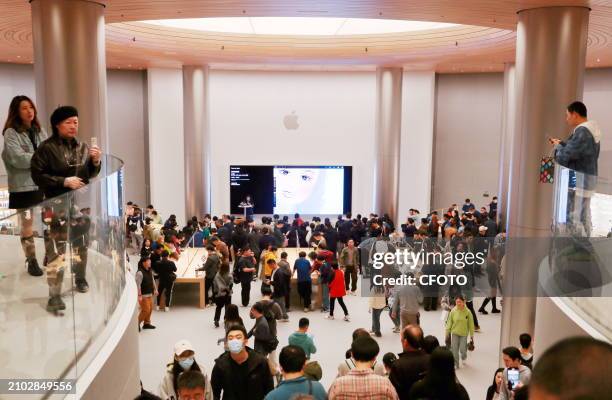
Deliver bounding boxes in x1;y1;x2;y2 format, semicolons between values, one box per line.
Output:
329;268;346;298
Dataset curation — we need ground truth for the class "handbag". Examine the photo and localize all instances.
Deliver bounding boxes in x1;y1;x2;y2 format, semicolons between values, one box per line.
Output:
468;339;475;351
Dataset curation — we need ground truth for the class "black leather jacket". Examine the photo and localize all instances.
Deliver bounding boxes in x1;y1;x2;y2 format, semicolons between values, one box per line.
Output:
31;135;101;199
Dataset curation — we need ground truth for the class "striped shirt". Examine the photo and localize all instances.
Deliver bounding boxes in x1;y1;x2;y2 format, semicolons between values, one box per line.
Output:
328;369;399;400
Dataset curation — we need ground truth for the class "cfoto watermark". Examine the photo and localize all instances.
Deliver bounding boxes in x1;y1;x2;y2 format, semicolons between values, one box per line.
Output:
371;249;486;270
372;273;468;287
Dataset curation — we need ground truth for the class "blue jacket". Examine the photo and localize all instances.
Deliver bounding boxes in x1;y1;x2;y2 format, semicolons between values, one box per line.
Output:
2;127;47;192
264;376;327;400
555;121;601;177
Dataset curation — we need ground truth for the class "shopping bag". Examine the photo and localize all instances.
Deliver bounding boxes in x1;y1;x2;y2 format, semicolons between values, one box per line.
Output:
540;156;554;183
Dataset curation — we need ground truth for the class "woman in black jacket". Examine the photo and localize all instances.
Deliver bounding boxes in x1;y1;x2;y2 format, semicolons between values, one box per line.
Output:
486;368;504;400
409;347;470;400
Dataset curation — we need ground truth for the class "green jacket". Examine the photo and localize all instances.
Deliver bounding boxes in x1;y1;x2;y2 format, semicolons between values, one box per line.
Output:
2;127;47;192
288;332;317;359
445;306;474;337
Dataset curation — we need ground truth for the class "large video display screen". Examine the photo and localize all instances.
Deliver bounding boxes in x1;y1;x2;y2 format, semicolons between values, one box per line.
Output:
230;165;352;215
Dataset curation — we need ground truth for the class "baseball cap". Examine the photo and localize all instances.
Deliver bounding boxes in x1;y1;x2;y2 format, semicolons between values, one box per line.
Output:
174;340;195;356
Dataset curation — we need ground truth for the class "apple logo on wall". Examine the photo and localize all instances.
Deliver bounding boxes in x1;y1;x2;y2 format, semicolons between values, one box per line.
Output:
283;111;299;130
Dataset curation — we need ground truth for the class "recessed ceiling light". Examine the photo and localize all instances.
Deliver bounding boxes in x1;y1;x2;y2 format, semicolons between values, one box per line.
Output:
16;55;21;58
596;58;600;62
143;17;457;36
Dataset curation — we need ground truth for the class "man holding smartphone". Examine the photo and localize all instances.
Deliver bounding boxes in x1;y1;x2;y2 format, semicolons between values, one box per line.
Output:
500;346;532;400
31;105;101;312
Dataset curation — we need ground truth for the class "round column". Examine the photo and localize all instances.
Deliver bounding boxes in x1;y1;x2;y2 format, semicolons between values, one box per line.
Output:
501;6;589;352
374;67;403;225
31;0;108;148
183;65;211;219
497;63;516;229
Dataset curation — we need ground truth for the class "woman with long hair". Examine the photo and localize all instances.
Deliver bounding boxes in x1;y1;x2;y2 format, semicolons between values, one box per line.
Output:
212;261;233;328
409;347;470;399
159;340;212;400
2;95;47;276
486;368;505;400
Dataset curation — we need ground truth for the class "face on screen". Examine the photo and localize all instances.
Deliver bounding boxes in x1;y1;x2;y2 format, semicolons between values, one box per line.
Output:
275;168;320;205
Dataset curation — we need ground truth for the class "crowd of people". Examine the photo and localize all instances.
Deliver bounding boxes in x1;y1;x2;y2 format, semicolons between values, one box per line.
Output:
3;94;608;399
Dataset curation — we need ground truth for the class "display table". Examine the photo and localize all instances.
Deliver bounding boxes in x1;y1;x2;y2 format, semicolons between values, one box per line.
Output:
173;247;206;308
279;248;323;310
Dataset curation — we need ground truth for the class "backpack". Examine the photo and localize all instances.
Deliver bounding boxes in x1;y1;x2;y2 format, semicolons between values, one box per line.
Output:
232;261;241;284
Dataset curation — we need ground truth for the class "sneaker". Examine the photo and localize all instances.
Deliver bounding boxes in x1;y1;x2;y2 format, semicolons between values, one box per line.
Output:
369;330;376;335
280;318;290;322
478;309;488;315
392;327;400;333
326;315;334;320
156;306;160;311
375;332;382;337
214;321;220;328
304;308;309;312
75;279;89;293
26;259;43;277
344;315;350;322
474;326;481;333
142;324;156;329
165;307;170;312
491;309;501;314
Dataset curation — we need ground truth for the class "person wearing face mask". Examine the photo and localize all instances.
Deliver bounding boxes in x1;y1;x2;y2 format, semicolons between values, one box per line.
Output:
211;324;274;400
159;340;212;400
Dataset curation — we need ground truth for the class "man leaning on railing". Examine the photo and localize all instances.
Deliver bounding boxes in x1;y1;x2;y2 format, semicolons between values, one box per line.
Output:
549;101;602;237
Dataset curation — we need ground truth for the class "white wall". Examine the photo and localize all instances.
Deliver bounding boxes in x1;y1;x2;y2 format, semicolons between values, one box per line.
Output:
0;63;147;202
147;68;186;226
399;71;436;219
432;73;505;210
208;70;376;216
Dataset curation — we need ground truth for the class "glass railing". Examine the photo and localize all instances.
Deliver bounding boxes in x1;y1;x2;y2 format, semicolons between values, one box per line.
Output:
548;153;612;340
0;154;126;398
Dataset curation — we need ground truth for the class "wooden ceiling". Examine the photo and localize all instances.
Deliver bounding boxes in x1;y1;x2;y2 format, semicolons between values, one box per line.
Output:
1;0;611;72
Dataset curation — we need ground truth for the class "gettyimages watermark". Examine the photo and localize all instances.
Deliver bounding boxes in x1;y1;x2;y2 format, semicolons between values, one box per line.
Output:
357;237;612;298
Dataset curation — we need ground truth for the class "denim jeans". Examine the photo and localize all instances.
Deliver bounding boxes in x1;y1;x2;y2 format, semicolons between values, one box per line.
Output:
450;334;468;367
321;284;330;310
371;308;383;334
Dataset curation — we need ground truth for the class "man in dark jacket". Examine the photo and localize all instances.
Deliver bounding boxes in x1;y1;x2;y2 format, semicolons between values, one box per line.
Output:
211;324;273;400
30;106;101;309
198;245;220;306
247;301;275;356
389;325;429;400
156;250;177;310
235;248;257;306
270;259;290;321
551;101;602;237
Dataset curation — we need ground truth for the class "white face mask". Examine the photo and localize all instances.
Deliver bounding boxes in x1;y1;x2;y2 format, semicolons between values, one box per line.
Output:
228;339;244;354
178;357;194;370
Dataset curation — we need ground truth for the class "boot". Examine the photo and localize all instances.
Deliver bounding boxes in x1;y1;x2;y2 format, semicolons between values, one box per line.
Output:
491;297;501;313
479;298;490;314
26;258;43;277
46;296;66;312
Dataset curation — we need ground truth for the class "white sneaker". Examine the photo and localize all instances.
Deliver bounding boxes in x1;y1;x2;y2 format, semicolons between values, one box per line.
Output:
304;308;309;313
344;315;350;322
326;315;334;320
156;306;160;311
166;307;170;312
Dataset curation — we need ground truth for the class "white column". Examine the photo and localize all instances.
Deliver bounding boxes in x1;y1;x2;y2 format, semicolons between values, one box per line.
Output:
398;71;436;221
31;0;108;148
183;65;211;220
374;67;403;224
497;64;516;229
147;68;186;226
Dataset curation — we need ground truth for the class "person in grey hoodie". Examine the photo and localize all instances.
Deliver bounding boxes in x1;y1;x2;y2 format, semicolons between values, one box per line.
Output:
551;101;602;237
1;95;47;276
500;346;532;400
